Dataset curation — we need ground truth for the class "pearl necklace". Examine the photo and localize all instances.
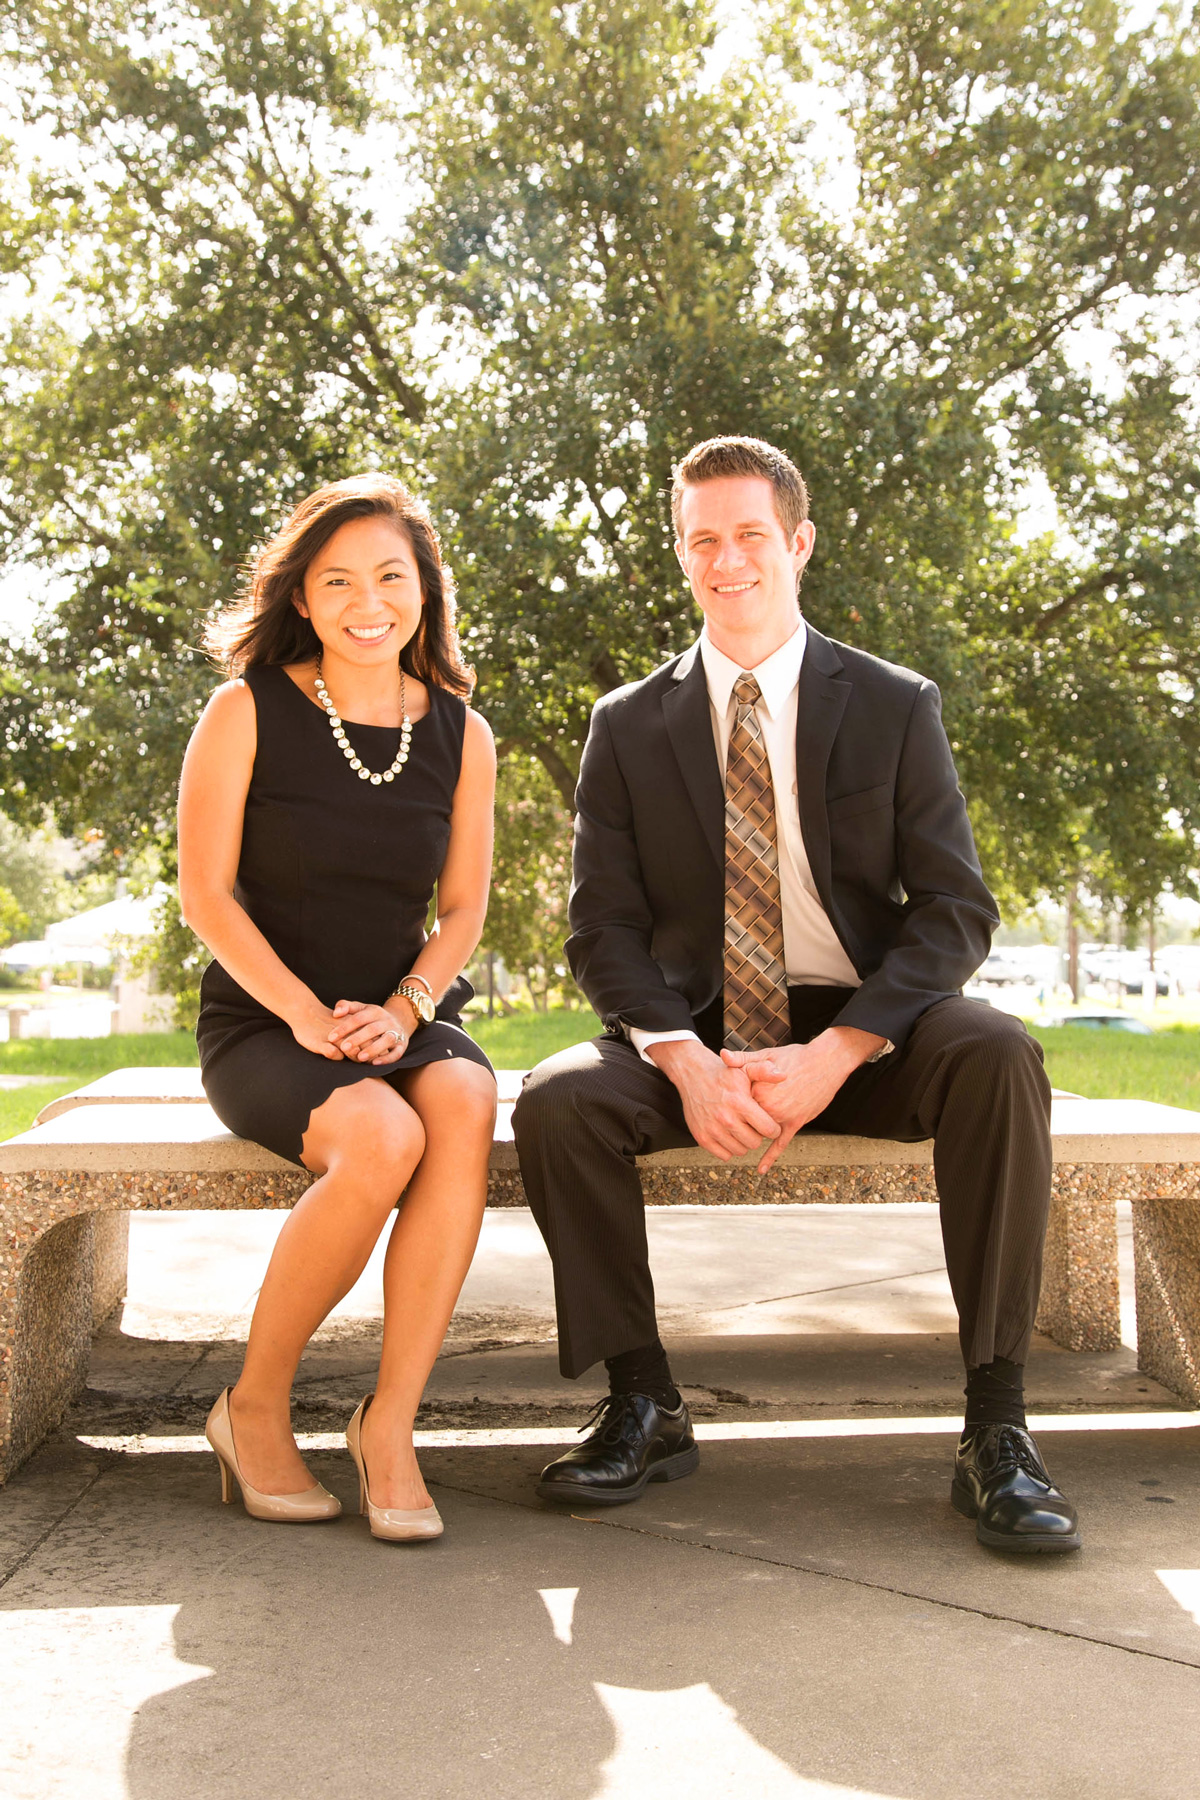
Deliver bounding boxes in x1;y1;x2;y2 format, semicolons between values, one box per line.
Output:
313;659;413;785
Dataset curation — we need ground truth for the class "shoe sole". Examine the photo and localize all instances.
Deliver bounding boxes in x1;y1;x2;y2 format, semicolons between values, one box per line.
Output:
951;1478;1081;1553
536;1444;700;1507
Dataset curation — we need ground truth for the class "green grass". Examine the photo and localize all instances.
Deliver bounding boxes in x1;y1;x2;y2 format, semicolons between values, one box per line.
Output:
0;1080;80;1143
0;1012;1191;1146
464;1007;600;1066
0;1030;199;1077
0;1032;200;1143
0;1018;592;1076
466;1009;1200;1112
0;1016;601;1143
1030;1024;1200;1112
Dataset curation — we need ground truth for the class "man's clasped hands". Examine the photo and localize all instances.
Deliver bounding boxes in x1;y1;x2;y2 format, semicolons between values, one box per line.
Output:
647;1026;887;1173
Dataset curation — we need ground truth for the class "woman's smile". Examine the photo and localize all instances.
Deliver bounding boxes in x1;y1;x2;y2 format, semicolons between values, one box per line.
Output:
343;622;395;643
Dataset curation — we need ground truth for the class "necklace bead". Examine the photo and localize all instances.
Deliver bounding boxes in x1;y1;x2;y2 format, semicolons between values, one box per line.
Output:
314;660;412;786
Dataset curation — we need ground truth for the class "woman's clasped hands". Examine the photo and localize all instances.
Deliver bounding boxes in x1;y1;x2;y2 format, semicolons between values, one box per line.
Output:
330;997;417;1063
288;995;415;1064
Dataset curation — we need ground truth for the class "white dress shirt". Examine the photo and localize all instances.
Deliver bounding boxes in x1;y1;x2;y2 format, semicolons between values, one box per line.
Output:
630;618;860;1062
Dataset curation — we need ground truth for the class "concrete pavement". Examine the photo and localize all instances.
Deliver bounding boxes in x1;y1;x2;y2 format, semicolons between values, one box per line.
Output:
3;1203;1200;1798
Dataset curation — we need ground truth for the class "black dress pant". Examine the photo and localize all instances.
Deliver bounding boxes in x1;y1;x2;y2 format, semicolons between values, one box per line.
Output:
512;990;1052;1378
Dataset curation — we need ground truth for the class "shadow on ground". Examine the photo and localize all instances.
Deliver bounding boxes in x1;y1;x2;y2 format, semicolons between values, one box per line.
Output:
2;1333;1200;1799
4;1207;1200;1797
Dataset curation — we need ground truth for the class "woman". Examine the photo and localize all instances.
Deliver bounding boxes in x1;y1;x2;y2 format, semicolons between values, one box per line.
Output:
178;473;497;1543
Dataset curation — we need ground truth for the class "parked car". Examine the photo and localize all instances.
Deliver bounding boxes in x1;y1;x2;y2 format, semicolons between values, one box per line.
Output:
1042;1011;1153;1034
1122;969;1170;997
1079;950;1169;995
974;949;1055;986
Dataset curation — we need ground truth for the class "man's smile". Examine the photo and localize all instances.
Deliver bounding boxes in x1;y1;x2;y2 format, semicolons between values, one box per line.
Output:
711;580;758;593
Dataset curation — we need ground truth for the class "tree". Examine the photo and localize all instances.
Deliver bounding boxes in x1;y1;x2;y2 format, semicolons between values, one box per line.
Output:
0;0;429;851
802;0;1200;913
415;0;1200;906
485;752;576;1008
0;816;68;935
0;886;29;947
0;0;1197;975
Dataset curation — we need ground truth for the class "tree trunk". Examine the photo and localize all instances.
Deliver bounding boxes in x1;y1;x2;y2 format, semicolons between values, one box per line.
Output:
530;742;579;812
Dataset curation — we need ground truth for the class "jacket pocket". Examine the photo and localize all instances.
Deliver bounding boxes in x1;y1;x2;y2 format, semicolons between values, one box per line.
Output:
827;782;892;822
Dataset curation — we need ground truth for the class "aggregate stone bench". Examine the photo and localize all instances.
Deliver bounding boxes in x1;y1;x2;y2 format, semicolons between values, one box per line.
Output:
1;1076;1199;1478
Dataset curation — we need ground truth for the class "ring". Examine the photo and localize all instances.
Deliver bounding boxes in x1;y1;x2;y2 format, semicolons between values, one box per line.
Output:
386;1029;401;1045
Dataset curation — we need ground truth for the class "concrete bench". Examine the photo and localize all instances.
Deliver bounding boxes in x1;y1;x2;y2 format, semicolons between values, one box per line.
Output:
2;1074;1199;1479
32;1065;528;1118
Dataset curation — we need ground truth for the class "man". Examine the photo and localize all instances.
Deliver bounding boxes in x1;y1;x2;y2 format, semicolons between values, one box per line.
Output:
512;436;1079;1553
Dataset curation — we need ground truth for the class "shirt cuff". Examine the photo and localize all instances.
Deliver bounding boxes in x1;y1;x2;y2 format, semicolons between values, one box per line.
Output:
628;1027;702;1066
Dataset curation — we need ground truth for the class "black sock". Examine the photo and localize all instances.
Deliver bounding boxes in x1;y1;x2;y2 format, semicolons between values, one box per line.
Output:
605;1338;681;1411
963;1357;1026;1431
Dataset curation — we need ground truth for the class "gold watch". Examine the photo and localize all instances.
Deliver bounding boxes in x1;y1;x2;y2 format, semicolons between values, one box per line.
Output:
394;981;436;1026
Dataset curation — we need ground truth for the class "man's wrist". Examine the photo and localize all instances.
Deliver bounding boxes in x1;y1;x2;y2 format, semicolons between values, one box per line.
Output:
645;1037;716;1083
630;1025;701;1066
820;1025;890;1070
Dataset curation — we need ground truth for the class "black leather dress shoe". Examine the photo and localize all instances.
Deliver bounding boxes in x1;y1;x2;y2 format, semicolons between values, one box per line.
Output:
537;1393;699;1506
952;1423;1081;1552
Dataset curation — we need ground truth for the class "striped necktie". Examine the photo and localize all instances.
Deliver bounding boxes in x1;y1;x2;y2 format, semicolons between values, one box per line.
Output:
723;672;791;1051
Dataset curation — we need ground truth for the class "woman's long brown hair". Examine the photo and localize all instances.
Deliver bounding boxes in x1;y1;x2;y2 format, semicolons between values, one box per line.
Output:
205;474;474;696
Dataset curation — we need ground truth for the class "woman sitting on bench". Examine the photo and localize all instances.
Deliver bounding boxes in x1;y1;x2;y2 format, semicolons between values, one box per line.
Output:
178;473;496;1542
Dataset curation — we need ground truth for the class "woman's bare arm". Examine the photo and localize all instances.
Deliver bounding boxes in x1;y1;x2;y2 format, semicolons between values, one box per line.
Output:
178;681;346;1059
415;706;497;990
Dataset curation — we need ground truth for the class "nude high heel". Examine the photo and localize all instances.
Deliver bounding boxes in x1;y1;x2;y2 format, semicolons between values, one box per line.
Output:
204;1388;342;1523
346;1396;443;1542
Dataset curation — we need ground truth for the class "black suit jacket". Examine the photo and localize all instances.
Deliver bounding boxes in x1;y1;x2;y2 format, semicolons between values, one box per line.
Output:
565;623;999;1052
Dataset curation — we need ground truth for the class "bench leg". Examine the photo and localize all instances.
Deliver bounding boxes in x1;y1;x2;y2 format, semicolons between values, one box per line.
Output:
92;1211;129;1327
1034;1174;1121;1352
0;1216;98;1481
1133;1195;1200;1405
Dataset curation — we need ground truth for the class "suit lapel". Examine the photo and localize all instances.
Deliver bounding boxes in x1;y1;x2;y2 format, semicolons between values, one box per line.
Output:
662;642;724;872
795;625;851;914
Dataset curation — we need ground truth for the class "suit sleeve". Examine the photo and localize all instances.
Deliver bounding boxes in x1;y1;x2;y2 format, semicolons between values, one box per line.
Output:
565;699;699;1037
830;679;999;1048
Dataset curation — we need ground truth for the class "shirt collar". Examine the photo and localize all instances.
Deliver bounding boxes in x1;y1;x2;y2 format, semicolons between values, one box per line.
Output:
699;617;807;720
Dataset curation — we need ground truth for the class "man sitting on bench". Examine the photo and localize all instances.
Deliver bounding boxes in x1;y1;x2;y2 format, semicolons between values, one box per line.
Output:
513;434;1079;1554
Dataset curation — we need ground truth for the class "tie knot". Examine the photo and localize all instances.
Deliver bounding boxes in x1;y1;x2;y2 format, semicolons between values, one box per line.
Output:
733;673;762;710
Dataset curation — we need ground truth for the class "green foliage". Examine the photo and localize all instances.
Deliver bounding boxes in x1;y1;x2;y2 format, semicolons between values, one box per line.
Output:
0;0;426;848
0;0;1197;956
483;753;576;1005
0;884;29;946
787;0;1200;914
0;966;39;990
0;816;136;938
136;886;210;1030
116;842;210;1029
406;0;802;795
0;818;65;936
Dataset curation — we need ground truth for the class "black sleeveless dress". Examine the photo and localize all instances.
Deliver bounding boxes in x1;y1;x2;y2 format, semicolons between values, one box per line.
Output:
196;663;493;1166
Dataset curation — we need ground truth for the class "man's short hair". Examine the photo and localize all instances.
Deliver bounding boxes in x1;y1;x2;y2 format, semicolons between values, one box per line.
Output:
671;436;810;540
